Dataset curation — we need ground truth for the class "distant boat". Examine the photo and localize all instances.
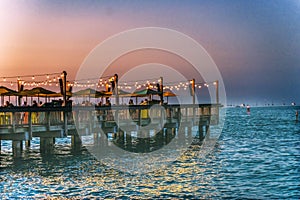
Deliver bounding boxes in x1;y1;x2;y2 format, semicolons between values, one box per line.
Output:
236;103;245;108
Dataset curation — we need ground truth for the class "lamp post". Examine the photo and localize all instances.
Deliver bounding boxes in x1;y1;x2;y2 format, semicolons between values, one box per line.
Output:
214;80;219;104
190;79;195;104
61;71;67;106
61;71;67;136
110;74;119;105
17;80;24;106
214;80;219;124
159;77;163;105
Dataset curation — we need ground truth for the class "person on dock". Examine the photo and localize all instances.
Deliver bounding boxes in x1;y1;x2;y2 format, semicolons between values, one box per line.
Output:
4;101;14;107
39;101;44;107
141;99;149;119
32;100;38;107
2;101;13;125
129;99;134;106
21;101;28;124
105;99;111;106
105;97;111;106
32;100;38;124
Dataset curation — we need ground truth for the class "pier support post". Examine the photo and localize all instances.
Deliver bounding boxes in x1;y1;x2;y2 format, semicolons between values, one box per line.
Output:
125;132;132;148
165;128;173;144
156;130;164;147
187;125;192;136
199;125;204;140
99;132;108;148
114;130;125;149
25;140;31;149
93;132;99;144
12;140;23;157
71;134;82;150
63;111;68;136
40;137;54;154
205;125;210;139
136;130;150;153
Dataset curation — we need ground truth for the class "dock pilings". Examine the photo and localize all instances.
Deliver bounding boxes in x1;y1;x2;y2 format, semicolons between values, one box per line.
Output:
0;104;219;157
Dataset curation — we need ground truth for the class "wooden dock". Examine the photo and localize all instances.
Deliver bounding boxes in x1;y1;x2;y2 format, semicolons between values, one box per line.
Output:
0;104;220;157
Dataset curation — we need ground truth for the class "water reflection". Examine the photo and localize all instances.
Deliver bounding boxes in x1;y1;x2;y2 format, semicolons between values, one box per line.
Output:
1;107;299;198
0;129;217;198
112;129;177;153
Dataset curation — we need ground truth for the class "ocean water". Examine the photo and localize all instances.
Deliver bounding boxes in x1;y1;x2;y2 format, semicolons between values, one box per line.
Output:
0;106;299;199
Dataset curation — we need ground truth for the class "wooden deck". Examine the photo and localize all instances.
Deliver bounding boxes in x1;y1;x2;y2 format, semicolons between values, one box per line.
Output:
0;104;220;156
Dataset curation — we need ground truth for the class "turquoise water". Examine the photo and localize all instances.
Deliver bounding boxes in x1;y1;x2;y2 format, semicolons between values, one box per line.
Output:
0;106;299;199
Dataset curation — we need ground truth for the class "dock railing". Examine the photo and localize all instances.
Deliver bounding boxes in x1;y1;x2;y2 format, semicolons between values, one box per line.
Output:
0;104;220;138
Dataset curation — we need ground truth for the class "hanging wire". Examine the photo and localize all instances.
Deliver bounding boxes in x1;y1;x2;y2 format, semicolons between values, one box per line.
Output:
0;72;61;80
1;70;217;92
119;77;159;84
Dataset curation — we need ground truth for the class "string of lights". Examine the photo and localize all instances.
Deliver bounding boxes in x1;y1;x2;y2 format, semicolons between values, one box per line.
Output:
119;77;159;84
68;74;114;83
162;80;217;91
1;72;61;81
0;71;218;92
117;77;162;90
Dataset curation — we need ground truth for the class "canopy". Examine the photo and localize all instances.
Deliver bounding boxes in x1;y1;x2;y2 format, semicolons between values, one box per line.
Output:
102;89;131;97
18;87;57;97
163;89;177;104
0;86;18;96
132;88;160;97
163;90;176;97
73;88;105;97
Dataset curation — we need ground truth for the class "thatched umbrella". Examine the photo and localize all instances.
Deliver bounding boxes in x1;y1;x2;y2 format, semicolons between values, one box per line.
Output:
0;86;19;106
73;88;105;102
0;86;17;95
97;89;132;104
132;88;159;96
102;89;131;97
73;88;104;96
24;87;57;97
130;88;160;104
163;90;177;104
18;87;58;104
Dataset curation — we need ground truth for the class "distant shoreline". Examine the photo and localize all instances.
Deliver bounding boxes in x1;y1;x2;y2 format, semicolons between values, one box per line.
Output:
225;105;300;109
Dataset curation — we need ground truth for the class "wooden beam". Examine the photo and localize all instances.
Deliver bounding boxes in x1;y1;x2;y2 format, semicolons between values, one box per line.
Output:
0;132;29;140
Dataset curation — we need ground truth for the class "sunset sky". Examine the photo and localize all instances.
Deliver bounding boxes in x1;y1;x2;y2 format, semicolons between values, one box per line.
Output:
1;0;299;105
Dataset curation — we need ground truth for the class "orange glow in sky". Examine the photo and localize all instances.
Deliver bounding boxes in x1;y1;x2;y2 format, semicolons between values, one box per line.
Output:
1;1;299;104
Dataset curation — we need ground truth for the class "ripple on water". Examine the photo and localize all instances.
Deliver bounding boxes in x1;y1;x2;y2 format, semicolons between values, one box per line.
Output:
0;106;300;198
